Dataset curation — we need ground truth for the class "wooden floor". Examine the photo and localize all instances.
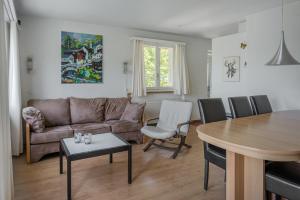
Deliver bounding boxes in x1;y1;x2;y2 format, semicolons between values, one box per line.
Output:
13;125;225;200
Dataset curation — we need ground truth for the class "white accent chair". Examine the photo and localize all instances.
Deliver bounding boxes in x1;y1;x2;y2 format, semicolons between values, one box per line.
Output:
141;100;193;159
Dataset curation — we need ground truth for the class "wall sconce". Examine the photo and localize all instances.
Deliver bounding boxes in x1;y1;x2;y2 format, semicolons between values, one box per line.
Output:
240;42;247;49
240;42;248;67
26;57;33;73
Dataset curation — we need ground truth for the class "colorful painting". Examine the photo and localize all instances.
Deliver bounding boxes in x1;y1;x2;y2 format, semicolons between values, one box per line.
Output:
61;31;103;83
223;56;240;82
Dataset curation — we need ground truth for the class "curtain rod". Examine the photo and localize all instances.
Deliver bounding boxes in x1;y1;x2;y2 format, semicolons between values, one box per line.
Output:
130;37;186;45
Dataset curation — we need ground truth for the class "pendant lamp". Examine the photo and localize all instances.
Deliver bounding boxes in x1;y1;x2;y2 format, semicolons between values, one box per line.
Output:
265;0;300;65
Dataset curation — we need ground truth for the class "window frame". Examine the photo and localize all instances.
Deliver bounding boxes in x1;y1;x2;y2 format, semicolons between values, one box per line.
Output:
143;41;175;93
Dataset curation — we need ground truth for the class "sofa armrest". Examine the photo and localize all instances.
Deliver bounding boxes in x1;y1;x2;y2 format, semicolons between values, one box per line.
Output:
25;123;31;163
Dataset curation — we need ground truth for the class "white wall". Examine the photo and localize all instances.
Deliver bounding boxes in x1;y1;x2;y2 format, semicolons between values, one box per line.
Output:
211;1;300;112
19;16;211;119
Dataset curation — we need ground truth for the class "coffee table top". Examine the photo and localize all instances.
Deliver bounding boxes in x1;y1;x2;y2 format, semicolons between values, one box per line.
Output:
61;133;130;157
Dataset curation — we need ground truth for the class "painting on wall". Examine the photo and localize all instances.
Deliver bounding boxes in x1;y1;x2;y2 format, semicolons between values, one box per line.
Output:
223;56;240;82
61;31;103;84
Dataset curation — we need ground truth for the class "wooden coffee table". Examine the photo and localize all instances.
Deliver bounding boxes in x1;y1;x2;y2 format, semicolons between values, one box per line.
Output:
59;133;132;200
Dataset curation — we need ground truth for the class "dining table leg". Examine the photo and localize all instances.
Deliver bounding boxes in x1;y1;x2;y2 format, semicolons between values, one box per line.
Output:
226;151;244;200
226;151;265;200
244;156;265;200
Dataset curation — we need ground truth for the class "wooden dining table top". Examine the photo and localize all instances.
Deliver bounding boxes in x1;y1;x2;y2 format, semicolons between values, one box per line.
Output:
197;110;300;161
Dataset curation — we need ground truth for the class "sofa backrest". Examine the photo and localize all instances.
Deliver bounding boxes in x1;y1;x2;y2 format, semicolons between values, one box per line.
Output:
28;98;71;127
69;97;107;124
27;97;131;126
105;97;129;121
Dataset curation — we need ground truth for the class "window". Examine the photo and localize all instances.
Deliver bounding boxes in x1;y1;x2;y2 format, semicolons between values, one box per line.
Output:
144;43;174;92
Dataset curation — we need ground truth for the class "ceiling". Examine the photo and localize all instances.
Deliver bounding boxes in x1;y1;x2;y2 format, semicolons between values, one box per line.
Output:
14;0;299;38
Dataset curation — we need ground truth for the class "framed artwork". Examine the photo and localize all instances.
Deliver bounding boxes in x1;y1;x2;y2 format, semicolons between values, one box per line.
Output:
61;31;103;84
223;56;240;82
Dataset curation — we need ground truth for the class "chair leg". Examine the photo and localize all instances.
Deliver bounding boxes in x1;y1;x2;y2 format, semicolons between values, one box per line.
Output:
143;139;155;152
171;136;185;159
183;143;192;148
275;194;281;200
204;159;209;191
266;191;271;200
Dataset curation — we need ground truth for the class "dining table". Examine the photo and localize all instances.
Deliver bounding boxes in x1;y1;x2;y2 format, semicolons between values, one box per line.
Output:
196;110;300;200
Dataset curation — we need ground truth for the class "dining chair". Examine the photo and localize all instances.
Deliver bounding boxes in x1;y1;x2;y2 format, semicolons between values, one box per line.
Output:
228;96;253;118
197;98;227;190
250;95;299;200
266;162;300;200
141;100;193;159
249;95;272;115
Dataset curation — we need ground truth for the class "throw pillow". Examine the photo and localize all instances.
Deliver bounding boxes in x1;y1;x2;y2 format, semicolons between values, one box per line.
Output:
105;98;129;120
120;103;145;122
22;107;45;133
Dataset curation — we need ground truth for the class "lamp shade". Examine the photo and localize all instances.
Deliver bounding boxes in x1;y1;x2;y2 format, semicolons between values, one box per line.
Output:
266;31;300;65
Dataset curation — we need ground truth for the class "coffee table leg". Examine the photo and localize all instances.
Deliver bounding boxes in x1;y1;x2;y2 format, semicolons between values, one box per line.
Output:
128;146;132;184
109;153;113;163
67;159;71;200
59;142;63;174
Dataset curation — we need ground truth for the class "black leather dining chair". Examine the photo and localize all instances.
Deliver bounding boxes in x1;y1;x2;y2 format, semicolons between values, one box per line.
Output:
249;95;272;115
197;98;227;190
250;95;300;200
266;162;300;200
228;96;253;118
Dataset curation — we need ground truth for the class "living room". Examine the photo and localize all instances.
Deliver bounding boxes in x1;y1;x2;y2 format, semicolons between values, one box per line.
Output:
1;0;300;200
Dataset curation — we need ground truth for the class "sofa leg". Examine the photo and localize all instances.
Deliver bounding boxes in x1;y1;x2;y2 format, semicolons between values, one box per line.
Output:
25;123;31;164
143;139;155;152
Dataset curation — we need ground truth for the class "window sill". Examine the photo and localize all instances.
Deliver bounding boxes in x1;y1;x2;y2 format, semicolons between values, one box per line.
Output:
146;87;175;94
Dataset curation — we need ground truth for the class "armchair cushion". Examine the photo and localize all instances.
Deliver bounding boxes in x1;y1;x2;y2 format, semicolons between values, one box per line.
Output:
105;98;129;121
120;103;145;122
22;107;45;133
31;125;73;144
141;126;176;140
70;97;107;124
71;123;111;134
157;100;193;134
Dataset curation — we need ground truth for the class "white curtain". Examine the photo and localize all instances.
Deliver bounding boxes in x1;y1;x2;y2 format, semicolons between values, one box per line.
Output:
132;39;146;97
0;0;14;198
9;20;23;156
173;43;190;95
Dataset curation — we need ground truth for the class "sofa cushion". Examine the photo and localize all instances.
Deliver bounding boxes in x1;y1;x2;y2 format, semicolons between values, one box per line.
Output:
70;97;107;124
22;107;45;133
105;98;129;121
28;98;71;127
31;125;73;144
71;123;111;134
120;103;145;122
106;120;142;133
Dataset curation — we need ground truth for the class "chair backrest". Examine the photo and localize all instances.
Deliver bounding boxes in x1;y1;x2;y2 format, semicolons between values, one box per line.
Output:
228;96;253;118
197;98;227;124
249;95;272;115
197;98;227;158
157;100;193;134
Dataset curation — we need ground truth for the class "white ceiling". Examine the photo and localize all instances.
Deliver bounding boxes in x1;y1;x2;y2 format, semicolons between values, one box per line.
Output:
14;0;299;38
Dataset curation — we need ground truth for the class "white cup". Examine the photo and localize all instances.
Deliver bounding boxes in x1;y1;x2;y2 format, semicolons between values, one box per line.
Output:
74;132;82;143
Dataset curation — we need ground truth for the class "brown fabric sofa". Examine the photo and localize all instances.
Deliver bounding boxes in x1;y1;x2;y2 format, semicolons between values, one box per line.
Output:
24;97;144;163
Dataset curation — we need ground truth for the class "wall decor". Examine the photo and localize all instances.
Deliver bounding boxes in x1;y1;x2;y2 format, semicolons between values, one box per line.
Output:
223;56;240;82
61;31;103;83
